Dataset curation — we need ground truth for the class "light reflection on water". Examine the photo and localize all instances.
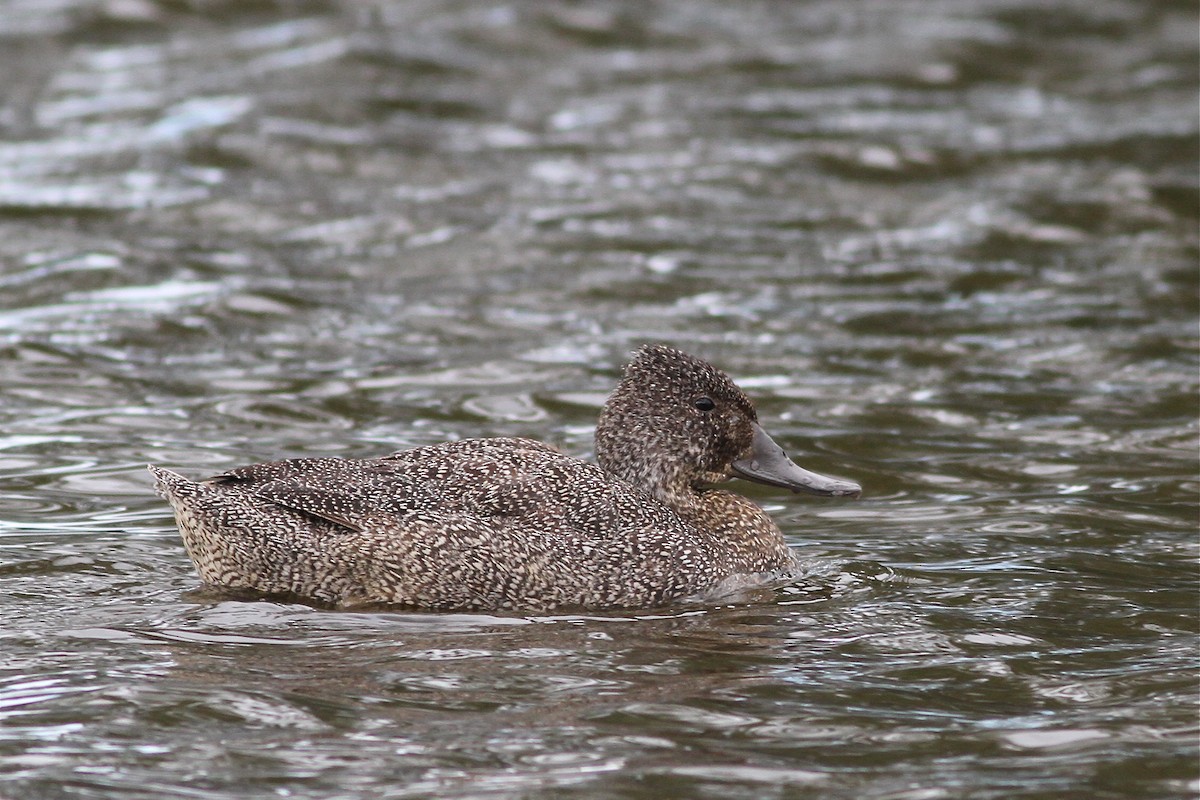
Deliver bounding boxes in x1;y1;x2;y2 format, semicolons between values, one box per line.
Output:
0;0;1196;798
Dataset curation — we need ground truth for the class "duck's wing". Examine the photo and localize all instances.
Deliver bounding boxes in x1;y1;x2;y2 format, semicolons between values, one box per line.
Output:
202;437;577;532
204;457;429;531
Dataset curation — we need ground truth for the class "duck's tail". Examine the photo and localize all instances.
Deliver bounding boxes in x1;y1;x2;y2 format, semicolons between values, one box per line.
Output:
148;464;201;503
148;463;365;604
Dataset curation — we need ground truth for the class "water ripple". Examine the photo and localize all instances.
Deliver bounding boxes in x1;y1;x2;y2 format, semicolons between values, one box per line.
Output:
0;1;1194;799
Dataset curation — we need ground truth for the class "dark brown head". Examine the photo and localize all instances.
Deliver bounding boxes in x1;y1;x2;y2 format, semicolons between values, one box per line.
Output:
595;345;860;504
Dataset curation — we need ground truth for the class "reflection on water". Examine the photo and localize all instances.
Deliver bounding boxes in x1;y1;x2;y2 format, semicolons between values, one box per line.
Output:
0;1;1196;798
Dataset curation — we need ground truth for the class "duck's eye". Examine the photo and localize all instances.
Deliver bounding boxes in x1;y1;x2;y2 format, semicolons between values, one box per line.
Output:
693;396;716;412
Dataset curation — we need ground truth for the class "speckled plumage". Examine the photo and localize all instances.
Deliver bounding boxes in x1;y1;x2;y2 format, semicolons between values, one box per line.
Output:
151;345;859;611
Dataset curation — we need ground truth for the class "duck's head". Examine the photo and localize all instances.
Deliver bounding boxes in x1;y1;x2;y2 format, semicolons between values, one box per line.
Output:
595;344;861;503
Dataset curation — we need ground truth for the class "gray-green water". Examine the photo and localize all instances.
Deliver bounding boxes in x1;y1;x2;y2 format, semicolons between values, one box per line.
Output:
0;1;1197;798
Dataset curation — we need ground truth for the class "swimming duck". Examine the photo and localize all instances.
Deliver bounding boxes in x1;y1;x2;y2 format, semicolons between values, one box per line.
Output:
151;345;860;611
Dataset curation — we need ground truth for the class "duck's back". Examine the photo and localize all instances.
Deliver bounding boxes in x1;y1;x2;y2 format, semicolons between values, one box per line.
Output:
153;438;736;610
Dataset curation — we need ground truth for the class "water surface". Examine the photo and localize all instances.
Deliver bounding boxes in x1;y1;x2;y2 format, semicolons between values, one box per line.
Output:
0;1;1196;798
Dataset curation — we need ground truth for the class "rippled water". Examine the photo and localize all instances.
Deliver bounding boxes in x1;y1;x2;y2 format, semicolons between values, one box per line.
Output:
0;1;1196;798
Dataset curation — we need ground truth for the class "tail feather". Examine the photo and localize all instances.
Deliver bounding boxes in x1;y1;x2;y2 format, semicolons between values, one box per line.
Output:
148;464;201;501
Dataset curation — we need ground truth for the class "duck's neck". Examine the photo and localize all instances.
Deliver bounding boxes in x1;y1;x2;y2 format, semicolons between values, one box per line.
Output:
676;487;794;572
598;449;792;573
596;439;691;511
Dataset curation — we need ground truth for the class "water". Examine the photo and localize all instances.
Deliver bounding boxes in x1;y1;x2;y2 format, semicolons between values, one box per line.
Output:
0;1;1196;798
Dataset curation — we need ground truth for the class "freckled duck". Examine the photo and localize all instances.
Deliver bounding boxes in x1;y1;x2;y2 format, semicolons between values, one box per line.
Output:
151;344;860;611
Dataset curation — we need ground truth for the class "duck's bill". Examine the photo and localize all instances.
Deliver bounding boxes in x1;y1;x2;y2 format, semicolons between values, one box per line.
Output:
731;423;861;498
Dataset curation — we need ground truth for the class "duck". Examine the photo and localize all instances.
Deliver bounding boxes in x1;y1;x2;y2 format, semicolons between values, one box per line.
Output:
150;344;860;611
